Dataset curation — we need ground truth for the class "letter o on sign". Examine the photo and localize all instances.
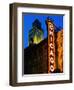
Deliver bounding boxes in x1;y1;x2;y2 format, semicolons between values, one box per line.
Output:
50;65;54;72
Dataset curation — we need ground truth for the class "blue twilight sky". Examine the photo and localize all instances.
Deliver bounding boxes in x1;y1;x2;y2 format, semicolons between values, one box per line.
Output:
23;13;64;48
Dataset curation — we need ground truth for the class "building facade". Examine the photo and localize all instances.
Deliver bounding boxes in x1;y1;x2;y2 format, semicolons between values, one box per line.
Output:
24;38;48;74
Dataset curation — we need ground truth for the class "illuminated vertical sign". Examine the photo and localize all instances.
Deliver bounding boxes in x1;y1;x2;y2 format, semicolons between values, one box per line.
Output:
46;20;56;73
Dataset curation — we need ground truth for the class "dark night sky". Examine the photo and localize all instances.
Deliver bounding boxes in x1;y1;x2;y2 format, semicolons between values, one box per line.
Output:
23;13;63;48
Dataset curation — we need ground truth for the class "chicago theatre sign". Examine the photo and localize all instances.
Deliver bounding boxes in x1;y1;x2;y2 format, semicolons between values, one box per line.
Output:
46;19;56;73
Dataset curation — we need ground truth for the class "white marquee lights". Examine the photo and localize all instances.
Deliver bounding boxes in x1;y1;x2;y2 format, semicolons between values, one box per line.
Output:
47;20;56;73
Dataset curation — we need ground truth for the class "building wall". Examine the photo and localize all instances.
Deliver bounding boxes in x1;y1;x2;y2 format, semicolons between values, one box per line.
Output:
57;30;63;72
24;39;48;74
